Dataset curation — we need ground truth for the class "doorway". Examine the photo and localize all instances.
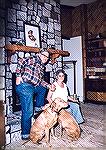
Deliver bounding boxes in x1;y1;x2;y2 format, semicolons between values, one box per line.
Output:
62;36;84;102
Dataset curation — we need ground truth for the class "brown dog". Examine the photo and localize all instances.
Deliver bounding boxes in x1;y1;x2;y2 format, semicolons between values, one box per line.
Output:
30;98;68;146
58;109;80;141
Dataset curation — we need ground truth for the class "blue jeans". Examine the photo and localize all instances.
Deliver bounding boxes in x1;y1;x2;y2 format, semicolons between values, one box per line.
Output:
66;102;84;124
16;82;47;138
34;85;46;107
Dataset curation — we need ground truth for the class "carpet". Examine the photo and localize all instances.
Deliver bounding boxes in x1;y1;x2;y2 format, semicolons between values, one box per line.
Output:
4;103;106;150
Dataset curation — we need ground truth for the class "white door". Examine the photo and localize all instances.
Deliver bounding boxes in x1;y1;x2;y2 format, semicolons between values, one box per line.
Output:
62;36;83;102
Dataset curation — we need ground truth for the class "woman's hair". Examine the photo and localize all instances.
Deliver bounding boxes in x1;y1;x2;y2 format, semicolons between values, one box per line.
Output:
55;69;67;83
56;69;65;76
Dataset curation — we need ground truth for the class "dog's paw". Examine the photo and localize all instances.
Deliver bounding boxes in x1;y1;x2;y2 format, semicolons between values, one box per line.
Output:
42;142;52;147
47;143;52;147
52;135;58;140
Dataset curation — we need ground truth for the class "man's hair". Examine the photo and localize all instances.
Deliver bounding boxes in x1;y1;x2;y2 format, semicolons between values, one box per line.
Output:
41;51;49;58
39;48;50;58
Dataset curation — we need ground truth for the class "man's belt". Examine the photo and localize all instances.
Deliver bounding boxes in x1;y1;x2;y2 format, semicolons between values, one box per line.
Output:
23;78;35;86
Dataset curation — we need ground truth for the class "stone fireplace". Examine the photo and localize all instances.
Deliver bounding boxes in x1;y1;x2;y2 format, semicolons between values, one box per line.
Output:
0;0;63;145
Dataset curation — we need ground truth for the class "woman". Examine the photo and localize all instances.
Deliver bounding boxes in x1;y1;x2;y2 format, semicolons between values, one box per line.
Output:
47;69;84;125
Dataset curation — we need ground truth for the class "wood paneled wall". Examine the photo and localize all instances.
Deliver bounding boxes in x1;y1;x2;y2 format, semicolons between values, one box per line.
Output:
60;5;74;38
61;0;105;39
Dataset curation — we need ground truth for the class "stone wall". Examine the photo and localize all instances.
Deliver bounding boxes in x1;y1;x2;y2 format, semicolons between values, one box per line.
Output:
0;37;6;147
0;0;6;147
0;0;62;145
5;0;61;48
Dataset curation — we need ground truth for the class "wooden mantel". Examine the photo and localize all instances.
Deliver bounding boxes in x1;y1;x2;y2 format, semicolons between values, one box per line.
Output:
47;48;70;63
5;44;70;64
5;44;40;53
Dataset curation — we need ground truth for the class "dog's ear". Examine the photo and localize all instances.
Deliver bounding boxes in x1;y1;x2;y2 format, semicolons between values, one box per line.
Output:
51;101;56;111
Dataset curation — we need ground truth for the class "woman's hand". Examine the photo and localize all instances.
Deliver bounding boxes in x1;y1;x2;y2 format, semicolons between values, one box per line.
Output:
68;96;79;103
73;99;79;103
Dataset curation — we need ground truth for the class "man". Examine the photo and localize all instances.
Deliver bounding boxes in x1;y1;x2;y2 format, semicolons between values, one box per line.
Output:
16;50;55;140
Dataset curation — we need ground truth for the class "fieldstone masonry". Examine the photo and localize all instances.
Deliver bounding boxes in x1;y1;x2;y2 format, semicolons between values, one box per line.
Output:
0;0;62;145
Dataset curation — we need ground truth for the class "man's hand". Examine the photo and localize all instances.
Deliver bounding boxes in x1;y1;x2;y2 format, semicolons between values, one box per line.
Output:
16;77;23;85
42;104;50;110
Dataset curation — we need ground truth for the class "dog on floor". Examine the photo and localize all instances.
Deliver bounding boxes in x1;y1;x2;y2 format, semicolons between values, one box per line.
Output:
30;97;68;146
58;109;80;141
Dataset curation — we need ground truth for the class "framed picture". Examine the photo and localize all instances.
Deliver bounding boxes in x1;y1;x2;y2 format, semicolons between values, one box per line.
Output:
24;23;41;48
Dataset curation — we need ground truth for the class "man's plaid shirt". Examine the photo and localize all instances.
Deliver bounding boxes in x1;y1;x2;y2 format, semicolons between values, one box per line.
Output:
16;55;49;88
